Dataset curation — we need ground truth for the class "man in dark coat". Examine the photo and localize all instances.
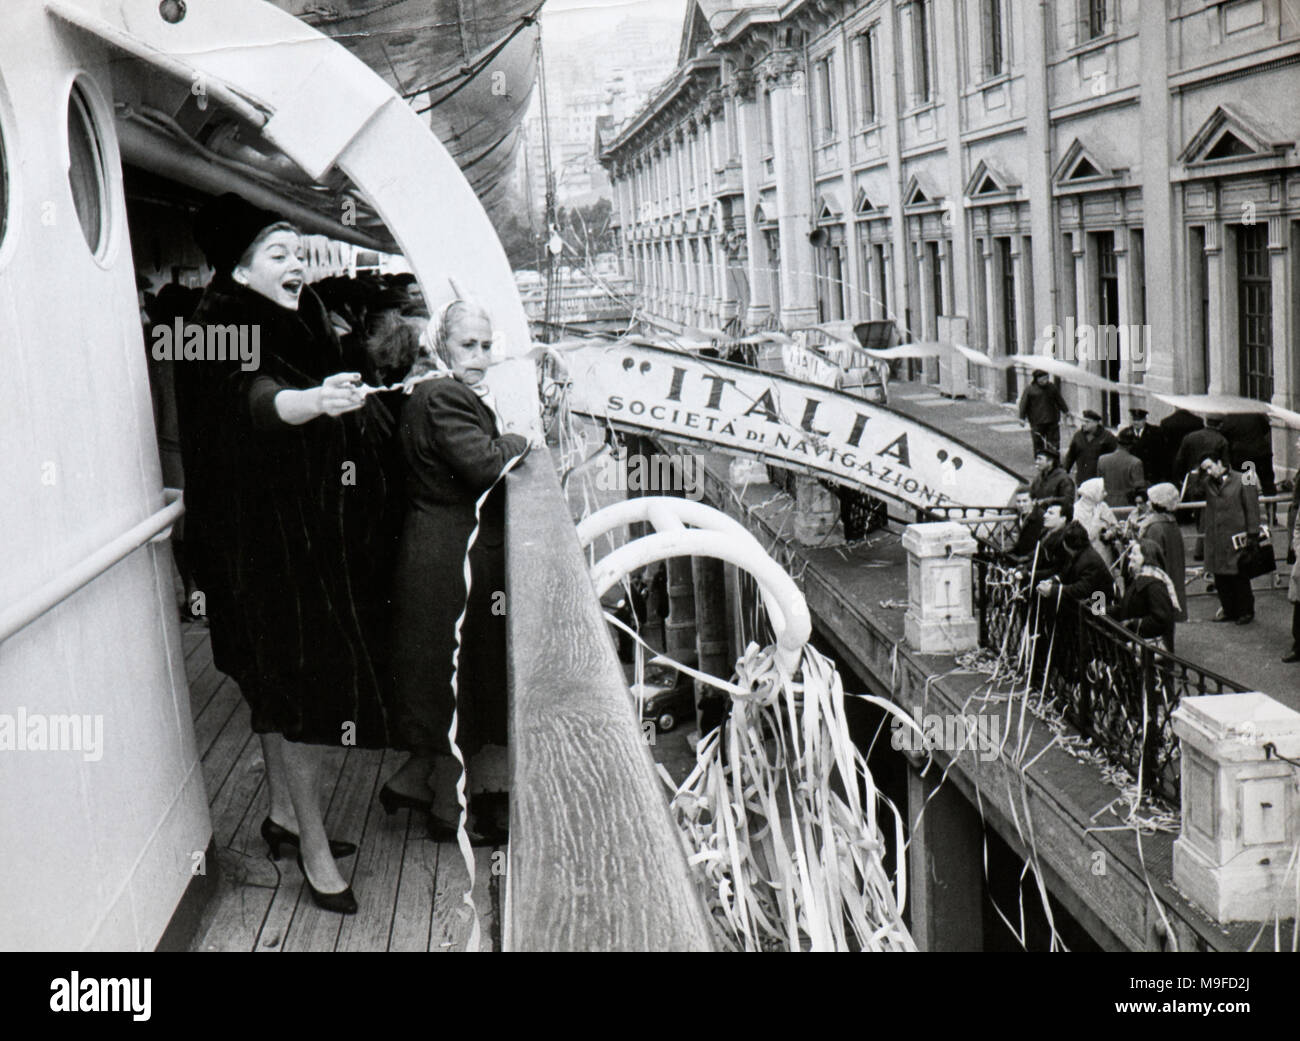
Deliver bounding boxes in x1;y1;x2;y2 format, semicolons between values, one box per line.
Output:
1018;369;1070;455
1119;407;1166;483
1220;412;1276;496
1173;415;1229;495
1201;456;1262;624
1039;522;1114;602
1098;429;1146;506
1028;446;1075;509
1064;409;1118;484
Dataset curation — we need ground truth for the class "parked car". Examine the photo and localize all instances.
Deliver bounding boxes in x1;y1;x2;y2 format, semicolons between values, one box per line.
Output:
629;663;696;734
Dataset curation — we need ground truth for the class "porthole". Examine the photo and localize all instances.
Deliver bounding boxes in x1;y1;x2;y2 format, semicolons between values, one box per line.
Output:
0;101;8;250
67;81;109;256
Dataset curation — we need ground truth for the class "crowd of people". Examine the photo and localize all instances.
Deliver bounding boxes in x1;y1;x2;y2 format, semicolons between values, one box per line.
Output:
1010;370;1300;663
140;193;531;916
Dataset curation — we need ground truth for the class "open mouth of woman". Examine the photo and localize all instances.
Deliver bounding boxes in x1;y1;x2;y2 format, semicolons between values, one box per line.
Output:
281;277;303;295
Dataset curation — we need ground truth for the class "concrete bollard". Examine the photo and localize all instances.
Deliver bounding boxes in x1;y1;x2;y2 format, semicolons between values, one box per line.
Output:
901;522;979;654
1171;692;1300;923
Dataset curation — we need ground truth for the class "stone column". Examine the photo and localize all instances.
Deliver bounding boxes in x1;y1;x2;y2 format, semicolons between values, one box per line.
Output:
792;476;841;546
1204;221;1228;395
1113;229;1135;413
983;237;1008;401
1071;229;1090;412
766;51;819;330
906;762;987;951
733;72;771;328
1011;234;1032;395
1268;214;1292;425
901;521;978;654
691;554;729;727
1172;692;1300;923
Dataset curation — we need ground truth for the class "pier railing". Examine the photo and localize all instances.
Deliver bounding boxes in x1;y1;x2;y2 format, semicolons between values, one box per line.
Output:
503;454;715;951
971;555;1248;804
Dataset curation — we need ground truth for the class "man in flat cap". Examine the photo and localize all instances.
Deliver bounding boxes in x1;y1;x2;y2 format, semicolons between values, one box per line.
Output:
1119;407;1167;484
1028;445;1075;510
1063;408;1118;485
1018;369;1070;456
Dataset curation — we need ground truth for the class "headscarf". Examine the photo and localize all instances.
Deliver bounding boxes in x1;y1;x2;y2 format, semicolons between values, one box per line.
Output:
1074;478;1116;540
1134;538;1182;613
431;298;503;428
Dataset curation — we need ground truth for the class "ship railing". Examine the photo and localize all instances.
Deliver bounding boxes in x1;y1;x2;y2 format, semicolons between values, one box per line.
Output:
501;454;715;951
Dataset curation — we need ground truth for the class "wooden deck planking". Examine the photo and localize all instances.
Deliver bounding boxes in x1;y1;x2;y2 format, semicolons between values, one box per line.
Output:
184;626;498;952
281;748;385;953
335;750;408;952
199;696;254;799
386;817;438;952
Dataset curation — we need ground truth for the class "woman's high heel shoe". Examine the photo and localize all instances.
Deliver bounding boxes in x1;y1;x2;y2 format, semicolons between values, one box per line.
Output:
261;817;357;861
378;784;432;816
295;854;358;915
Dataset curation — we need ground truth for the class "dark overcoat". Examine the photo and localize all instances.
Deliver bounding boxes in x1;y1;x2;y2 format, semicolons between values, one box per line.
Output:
1202;472;1261;576
1140;513;1187;622
388;378;529;758
175;277;398;745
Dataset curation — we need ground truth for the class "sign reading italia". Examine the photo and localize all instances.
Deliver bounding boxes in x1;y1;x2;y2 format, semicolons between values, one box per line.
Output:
562;343;1021;511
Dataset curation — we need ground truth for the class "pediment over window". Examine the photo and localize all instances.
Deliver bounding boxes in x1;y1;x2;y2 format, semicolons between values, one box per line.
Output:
1053;139;1113;184
854;187;876;214
1179;104;1292;166
815;191;842;223
964;159;1020;199
903;171;943;208
754;200;774;225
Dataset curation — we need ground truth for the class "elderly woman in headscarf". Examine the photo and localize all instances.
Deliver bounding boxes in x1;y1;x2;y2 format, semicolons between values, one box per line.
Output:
1139;482;1187;622
381;299;530;845
1072;478;1118;562
1111;538;1181;652
176;193;398;915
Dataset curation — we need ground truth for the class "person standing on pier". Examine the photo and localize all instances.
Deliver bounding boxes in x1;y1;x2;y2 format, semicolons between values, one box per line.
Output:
1029;446;1075;509
1119;407;1166;484
1098;429;1146;506
1201;455;1262;625
1018;369;1070;455
1064;409;1118;485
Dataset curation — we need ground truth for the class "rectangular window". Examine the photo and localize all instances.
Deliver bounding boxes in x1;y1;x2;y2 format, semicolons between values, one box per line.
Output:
982;0;1005;78
998;237;1017;356
873;242;889;318
1238;223;1273;401
815;56;835;140
912;1;933;103
1088;0;1107;40
857;28;878;125
1095;230;1121;424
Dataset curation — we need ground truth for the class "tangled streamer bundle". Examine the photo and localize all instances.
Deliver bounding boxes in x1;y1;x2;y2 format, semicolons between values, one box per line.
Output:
669;642;915;952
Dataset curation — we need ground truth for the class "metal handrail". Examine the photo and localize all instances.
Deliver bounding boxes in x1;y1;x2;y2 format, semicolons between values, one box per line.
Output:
0;489;184;645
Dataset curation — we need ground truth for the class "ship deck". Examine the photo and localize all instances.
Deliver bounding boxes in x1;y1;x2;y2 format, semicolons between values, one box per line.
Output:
181;621;499;953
